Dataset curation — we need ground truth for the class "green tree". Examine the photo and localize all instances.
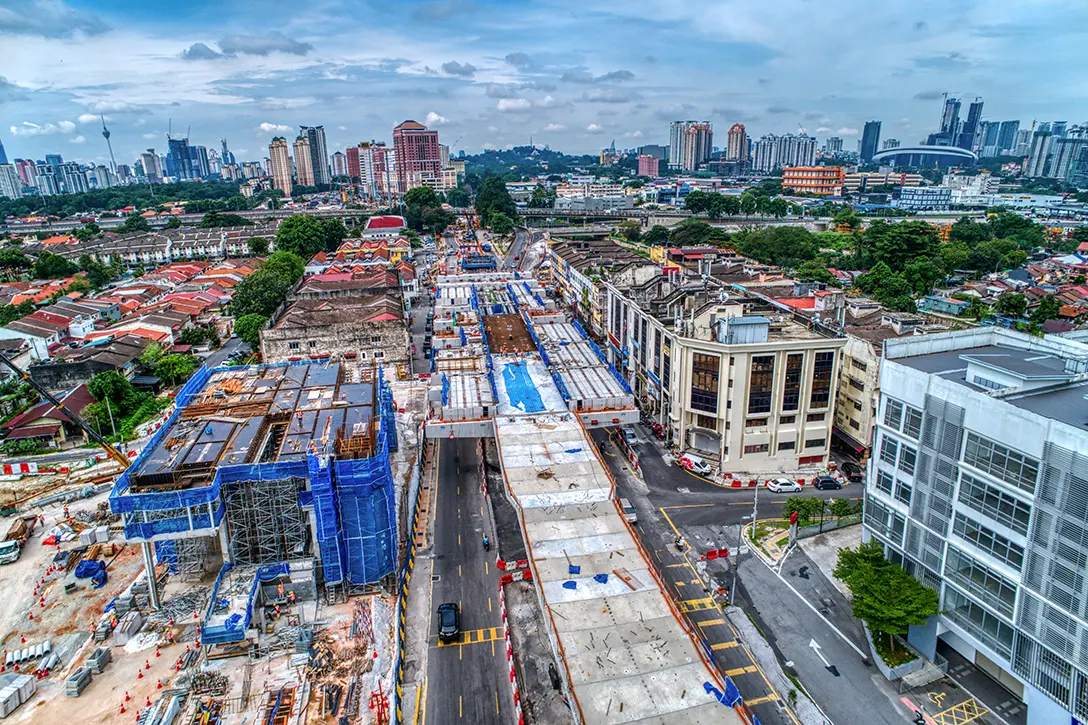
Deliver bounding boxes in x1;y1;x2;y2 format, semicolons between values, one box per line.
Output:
445;187;471;208
739;193;757;218
643;225;670;246
262;251;305;284
474;174;518;225
988;212;1044;250
274;215;326;258
421;207;455;235
163;216;183;230
247;237;270;256
34;251;80;279
1030;295;1062;323
72;222;102;242
996;293;1027;318
489;211;514;236
0;249;32;275
618;221;642;243
736;226;816;267
902;259;943;297
232;271;292;317
117;214;151;234
320;218;348;251
155;353;199;386
87;370;134;406
234;313;268;347
795;260;840;287
948;217;989;247
179;326;209;346
139;343;164;367
831;207;862;231
864;220;941;271
527;183;556;209
77;254;114;288
784;495;825;525
828;498;854;518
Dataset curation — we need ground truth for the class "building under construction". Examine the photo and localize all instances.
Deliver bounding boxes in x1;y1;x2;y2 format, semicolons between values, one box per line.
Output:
108;360;398;642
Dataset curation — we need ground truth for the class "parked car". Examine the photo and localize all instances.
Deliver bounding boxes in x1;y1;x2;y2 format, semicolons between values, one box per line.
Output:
437;602;460;641
619;497;638;524
839;460;864;483
679;454;713;476
767;478;802;493
813;476;843;491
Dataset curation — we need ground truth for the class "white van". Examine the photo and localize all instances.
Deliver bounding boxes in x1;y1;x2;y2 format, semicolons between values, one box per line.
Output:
619;498;638;524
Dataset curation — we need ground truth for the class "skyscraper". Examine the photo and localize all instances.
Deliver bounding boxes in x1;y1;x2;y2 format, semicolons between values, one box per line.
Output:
331;151;346;178
996;121;1020;155
977;121;1000;155
34;164;58;196
860;120;882;162
1014;129;1033;157
749;133;817;172
392;120;441;193
269;137;293;197
726;123;748;163
825;137;844;154
359;141;393;201
293;136;314;187
167;137;194;179
680;123;713;171
0;139;8;166
221;139;235;166
1051;121;1068;139
1049;125;1088;181
346;145;361;182
0;165;22;199
140;149;162;182
45;154;63;172
1024;127;1053;177
299;126;330;186
189;146;210;178
668;121;691;170
956;98;983;150
927;96;961;146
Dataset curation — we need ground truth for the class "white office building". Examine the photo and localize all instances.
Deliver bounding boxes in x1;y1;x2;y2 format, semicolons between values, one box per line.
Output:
866;328;1088;725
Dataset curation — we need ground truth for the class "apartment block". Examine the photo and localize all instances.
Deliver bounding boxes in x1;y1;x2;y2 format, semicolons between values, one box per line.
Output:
866;328;1088;725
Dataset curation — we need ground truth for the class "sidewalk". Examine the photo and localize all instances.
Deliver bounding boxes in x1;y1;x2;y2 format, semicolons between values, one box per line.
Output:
401;441;438;725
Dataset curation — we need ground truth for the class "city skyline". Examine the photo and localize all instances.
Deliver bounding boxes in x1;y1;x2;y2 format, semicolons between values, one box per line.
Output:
2;0;1088;166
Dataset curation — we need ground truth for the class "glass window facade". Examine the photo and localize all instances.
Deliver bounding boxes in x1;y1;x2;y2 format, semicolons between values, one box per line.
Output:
944;546;1018;619
748;355;775;414
958;473;1032;536
782;353;803;411
810;351;834;407
963;433;1039;493
953;512;1025;570
690;353;720;414
944;586;1014;659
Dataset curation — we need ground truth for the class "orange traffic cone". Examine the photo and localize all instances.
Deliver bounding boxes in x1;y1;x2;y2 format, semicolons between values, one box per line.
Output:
120;703;126;715
125;691;131;702
144;660;150;670
155;648;160;658
137;670;143;680
156;680;162;690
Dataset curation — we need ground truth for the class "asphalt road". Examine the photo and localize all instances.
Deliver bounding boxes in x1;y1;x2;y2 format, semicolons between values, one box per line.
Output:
502;228;529;270
201;337;249;369
424;438;513;725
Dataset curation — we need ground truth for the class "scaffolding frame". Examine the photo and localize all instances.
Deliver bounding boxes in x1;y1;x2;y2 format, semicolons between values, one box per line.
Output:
224;476;309;566
175;537;209;581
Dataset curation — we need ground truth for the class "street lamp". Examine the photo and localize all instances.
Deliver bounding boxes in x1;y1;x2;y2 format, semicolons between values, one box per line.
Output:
731;514;752;606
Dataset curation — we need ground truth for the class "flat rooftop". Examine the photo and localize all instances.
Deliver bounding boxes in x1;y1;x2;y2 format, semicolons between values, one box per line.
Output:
483;314;536;354
129;363;376;491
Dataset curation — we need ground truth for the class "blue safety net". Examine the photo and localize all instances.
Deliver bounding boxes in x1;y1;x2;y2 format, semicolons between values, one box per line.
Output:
309;454;344;586
441;374;450;406
502;361;545;413
202;562;290;645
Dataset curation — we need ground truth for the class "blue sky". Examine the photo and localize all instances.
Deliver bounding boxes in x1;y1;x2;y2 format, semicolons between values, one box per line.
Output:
1;0;1086;167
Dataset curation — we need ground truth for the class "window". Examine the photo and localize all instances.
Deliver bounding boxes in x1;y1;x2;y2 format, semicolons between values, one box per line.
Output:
884;399;904;429
972;375;1006;391
374;351;384;359
849;376;865;392
288;341;300;352
852;398;863;412
884;398;923;439
958;473;1032;536
894;480;912;505
806;413;825;422
371;335;381;343
747;355;775;414
744;443;769;454
805;437;826;449
850;419;861;430
308;340;317;349
944;547;1018;619
880;436;899;466
778;441;795;452
696;414;717;431
943;587;1014;659
898;446;917;476
782;353;803;411
359;352;368;359
851;358;868;373
662;337;671;387
876;470;894;495
690;354;720;414
779;415;796;425
745;418;767;428
809;351;834;407
952;513;1024;570
963;433;1039;493
904;407;923;438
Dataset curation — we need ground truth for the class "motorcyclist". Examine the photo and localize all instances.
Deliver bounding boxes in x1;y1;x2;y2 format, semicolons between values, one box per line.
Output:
483;534;491;551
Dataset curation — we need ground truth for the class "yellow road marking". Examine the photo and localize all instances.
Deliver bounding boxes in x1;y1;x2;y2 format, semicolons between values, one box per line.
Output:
746;693;780;706
436;627;504;648
724;665;760;677
711;641;739;650
459;695;462;718
931;698;989;725
495;690;499;714
698;618;726;627
679;597;716;612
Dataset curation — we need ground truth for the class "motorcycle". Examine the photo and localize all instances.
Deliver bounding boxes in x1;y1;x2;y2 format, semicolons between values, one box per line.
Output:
483;535;491;552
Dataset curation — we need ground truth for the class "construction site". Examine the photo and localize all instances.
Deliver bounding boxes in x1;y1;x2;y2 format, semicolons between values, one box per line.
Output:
424;269;746;724
0;358;416;725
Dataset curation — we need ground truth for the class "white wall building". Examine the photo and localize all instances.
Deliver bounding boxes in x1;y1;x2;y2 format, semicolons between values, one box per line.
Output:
866;328;1088;725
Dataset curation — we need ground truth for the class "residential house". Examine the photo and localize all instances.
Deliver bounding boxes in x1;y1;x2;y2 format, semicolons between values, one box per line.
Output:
1;383;94;448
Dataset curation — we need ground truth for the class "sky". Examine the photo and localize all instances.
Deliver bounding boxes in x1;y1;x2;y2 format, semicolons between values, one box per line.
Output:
1;0;1087;168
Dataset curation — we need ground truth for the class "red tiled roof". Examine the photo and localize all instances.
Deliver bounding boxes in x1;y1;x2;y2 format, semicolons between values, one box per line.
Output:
365;215;407;230
778;297;817;309
6;424;61;440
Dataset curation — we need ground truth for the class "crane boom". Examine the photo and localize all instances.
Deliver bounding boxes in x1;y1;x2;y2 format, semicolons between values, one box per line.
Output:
0;352;131;470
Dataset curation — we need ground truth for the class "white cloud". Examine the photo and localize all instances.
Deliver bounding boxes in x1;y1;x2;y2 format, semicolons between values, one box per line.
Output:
543;123;567;132
586;123;604;134
76;113;102;124
837;127;860;135
536;95;558;109
69;135;85;144
625;130;643;138
8;120;76;137
142;132;159;140
86;100;149;115
258;122;293;134
496;98;532;113
425;111;449;126
815;126;832;133
338;125;346;130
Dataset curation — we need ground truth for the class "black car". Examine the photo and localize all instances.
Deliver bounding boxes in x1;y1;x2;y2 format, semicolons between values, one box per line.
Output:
839;461;864;483
813;476;843;491
437;602;460;641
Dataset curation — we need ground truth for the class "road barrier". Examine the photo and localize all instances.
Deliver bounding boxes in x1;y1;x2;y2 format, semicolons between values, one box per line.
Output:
497;582;527;725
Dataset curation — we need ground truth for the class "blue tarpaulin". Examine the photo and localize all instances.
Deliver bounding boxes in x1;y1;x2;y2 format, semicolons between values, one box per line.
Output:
75;559;105;579
593;573;609;584
502;361;545;413
562;580;577;590
704;679;743;707
568;564;580;575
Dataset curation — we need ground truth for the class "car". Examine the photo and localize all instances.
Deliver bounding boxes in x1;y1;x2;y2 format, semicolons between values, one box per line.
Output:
839;461;864;483
437;602;460;641
680;455;713;476
619;497;638;524
622;427;638;445
767;478;802;493
813;476;843;491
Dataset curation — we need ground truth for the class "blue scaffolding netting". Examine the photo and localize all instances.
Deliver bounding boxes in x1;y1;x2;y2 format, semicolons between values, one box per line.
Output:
202;562;290;645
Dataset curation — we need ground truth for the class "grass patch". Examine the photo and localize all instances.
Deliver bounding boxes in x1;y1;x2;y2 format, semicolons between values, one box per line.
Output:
748;518;788;544
870;631;918;668
743;610;767;640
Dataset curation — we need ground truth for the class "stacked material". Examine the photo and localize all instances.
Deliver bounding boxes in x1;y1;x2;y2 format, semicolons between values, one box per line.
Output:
113;611;144;646
87;647;111;675
0;674;36;718
65;667;92;698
